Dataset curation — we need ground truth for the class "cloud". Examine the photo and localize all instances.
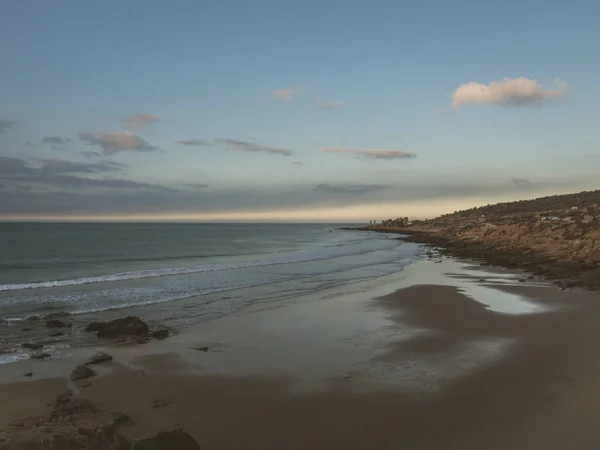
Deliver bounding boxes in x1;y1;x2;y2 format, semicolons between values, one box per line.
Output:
0;119;16;133
176;139;211;146
185;183;209;189
511;177;532;185
36;158;126;174
314;183;392;195
292;161;304;165
42;136;70;145
214;138;293;156
0;156;169;193
124;113;159;130
79;131;158;155
313;96;344;109
320;147;416;160
452;77;568;107
81;151;102;158
355;149;416;160
272;87;305;101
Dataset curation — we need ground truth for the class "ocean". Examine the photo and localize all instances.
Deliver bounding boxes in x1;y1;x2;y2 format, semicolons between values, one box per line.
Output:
0;223;423;362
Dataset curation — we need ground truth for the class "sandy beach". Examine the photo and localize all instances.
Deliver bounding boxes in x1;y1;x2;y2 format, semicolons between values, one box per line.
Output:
2;258;600;449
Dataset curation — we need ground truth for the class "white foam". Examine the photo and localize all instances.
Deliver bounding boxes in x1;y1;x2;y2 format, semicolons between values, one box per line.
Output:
0;237;397;292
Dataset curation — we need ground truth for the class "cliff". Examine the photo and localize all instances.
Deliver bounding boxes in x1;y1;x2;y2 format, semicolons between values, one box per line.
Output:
372;190;600;289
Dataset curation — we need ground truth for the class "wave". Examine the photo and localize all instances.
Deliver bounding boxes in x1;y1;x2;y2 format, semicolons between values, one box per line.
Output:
0;238;398;292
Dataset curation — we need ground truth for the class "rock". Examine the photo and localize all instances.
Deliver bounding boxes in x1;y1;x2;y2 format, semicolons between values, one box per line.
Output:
110;411;131;425
46;319;70;328
478;278;486;282
30;353;51;360
150;329;170;339
21;342;43;350
85;321;106;332
191;346;209;352
23;372;33;378
517;278;526;283
49;331;64;337
96;316;149;338
26;315;40;321
132;429;201;450
70;365;95;381
21;328;32;332
85;351;113;365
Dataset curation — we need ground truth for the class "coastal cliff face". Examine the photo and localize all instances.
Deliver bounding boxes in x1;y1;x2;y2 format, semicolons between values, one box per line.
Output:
374;190;600;289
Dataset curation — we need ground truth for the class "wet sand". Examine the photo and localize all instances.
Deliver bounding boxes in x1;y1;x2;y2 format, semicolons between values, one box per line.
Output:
2;259;600;449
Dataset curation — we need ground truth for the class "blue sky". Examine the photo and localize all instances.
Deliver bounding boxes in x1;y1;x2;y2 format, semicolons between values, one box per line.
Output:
1;0;599;221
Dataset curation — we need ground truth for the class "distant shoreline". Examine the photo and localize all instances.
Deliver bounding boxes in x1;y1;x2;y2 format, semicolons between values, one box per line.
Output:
343;226;600;290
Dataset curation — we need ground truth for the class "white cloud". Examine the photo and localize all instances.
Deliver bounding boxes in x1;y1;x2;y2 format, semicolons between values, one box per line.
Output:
313;96;344;109
272;87;305;101
124;113;159;130
79;131;158;155
451;77;568;107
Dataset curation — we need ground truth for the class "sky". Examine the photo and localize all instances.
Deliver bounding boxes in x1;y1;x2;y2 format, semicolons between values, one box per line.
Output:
1;0;599;222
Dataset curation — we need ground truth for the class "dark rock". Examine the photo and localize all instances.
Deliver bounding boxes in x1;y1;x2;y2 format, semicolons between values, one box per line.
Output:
21;342;43;350
26;315;40;321
30;353;51;360
518;278;526;283
85;351;113;365
49;331;64;337
150;329;170;339
23;372;33;378
478;278;486;282
132;429;201;450
110;411;131;425
191;346;209;352
46;319;71;328
21;328;32;331
97;316;149;338
70;365;95;381
85;321;106;332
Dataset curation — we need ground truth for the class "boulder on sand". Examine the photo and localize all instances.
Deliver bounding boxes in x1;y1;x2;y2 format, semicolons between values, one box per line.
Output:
21;343;43;350
85;351;113;366
132;429;201;450
96;316;149;338
70;365;95;381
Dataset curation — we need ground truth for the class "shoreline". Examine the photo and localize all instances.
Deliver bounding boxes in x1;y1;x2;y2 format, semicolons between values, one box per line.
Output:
346;226;600;290
3;257;600;448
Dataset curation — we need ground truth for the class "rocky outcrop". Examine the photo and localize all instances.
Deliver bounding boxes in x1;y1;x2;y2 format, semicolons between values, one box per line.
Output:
96;316;149;338
132;430;201;450
0;390;130;450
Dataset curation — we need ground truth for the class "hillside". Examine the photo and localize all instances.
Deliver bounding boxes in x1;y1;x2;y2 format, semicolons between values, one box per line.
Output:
371;190;600;289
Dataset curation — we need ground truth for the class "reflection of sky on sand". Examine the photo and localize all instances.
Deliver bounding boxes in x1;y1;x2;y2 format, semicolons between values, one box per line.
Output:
398;259;551;315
